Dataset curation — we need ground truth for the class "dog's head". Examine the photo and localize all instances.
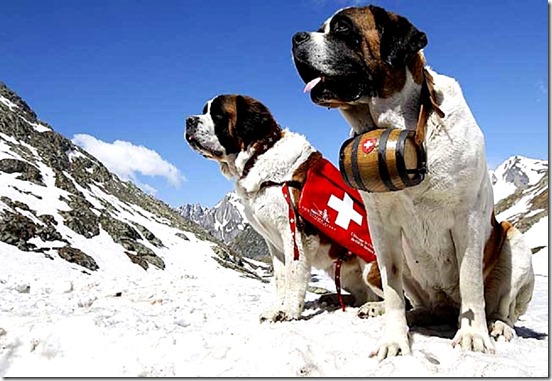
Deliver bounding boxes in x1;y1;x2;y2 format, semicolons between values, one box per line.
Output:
292;5;427;107
185;94;281;178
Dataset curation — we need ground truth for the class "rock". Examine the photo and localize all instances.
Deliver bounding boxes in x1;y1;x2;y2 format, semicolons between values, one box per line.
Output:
229;224;270;262
0;158;44;186
133;222;164;247
100;212;141;242
56;246;99;271
0;211;38;251
59;195;100;238
175;232;190;240
126;252;149;270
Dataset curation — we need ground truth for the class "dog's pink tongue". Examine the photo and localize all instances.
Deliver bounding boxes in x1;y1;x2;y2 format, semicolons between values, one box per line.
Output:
303;77;322;93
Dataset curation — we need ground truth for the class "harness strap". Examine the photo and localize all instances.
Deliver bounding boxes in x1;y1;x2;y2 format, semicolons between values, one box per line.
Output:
334;258;346;312
282;182;300;261
415;69;445;146
334;251;354;312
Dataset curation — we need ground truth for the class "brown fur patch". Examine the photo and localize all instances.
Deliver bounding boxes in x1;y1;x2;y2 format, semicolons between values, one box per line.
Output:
336;8;413;98
483;212;511;279
288;151;323;236
219;95;240;147
408;52;426;85
366;260;382;291
337;7;430;98
291;151;323;185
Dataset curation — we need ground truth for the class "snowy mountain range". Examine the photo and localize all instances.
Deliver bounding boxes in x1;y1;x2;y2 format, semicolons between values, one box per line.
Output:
177;192;247;243
177;192;270;260
0;81;548;377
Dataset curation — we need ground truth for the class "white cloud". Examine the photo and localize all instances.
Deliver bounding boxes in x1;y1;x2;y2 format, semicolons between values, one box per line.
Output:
72;134;185;190
138;182;158;196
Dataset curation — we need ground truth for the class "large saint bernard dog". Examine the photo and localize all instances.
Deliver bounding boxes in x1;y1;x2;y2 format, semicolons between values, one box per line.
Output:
185;94;382;322
292;5;535;359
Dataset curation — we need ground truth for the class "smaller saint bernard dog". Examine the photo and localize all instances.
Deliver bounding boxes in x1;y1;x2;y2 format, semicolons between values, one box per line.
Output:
185;94;383;322
292;5;535;359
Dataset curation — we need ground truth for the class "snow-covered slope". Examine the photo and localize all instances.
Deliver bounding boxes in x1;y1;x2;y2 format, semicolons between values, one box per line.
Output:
0;81;266;280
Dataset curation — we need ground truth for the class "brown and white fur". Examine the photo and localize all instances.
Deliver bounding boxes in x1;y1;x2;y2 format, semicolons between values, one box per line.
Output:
292;5;534;359
185;94;382;322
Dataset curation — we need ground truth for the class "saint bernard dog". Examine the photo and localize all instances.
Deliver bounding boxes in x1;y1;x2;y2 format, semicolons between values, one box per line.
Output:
292;5;535;359
185;94;383;322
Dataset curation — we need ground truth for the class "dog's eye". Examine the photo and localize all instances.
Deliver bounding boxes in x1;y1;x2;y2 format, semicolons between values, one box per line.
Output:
332;19;350;35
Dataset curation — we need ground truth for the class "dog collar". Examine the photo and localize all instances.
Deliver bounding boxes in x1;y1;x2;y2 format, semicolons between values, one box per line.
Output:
240;129;284;179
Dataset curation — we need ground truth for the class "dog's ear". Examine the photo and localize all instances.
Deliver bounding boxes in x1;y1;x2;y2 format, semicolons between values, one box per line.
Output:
235;95;279;148
369;5;427;69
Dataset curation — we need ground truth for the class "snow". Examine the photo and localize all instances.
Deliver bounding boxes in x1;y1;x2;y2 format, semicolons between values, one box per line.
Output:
0;232;548;377
523;217;548;277
18;116;51;133
227;191;247;220
0;96;18;111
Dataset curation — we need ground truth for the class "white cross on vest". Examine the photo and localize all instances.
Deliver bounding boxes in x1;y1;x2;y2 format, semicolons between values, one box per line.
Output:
327;193;363;230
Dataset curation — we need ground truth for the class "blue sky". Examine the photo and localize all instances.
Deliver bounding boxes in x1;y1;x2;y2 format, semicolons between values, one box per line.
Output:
0;0;547;207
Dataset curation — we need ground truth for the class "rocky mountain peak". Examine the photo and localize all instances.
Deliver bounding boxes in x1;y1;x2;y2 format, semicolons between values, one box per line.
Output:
0;81;39;123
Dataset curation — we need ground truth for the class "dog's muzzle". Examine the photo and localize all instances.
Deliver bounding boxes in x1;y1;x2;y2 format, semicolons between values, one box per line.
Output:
339;128;426;192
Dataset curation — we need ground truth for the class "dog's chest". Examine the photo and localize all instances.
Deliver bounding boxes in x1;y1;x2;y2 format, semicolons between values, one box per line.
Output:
367;192;461;302
400;203;459;295
238;188;285;250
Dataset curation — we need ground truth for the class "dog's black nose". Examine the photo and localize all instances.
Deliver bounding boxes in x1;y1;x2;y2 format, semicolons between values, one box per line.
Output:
186;116;199;130
292;32;310;47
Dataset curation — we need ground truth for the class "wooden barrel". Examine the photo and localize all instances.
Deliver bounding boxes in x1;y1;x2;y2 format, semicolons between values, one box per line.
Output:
339;128;426;192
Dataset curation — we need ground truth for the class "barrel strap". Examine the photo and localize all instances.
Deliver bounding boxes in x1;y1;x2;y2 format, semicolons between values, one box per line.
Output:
395;129;426;187
377;128;398;191
282;183;300;261
415;69;445;146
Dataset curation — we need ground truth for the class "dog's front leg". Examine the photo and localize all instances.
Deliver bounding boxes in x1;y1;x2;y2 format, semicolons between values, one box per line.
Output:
280;229;311;320
367;217;410;360
260;230;310;322
260;242;288;322
451;211;495;354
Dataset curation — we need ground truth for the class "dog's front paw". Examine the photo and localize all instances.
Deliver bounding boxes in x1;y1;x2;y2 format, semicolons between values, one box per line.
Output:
370;333;411;361
259;309;299;323
489;320;515;342
358;301;385;318
452;326;495;353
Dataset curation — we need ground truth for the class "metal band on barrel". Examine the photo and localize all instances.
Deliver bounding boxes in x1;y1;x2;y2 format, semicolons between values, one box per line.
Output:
377;128;398;191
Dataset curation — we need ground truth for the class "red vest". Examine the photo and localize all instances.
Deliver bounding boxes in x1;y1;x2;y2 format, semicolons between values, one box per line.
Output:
297;158;376;263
